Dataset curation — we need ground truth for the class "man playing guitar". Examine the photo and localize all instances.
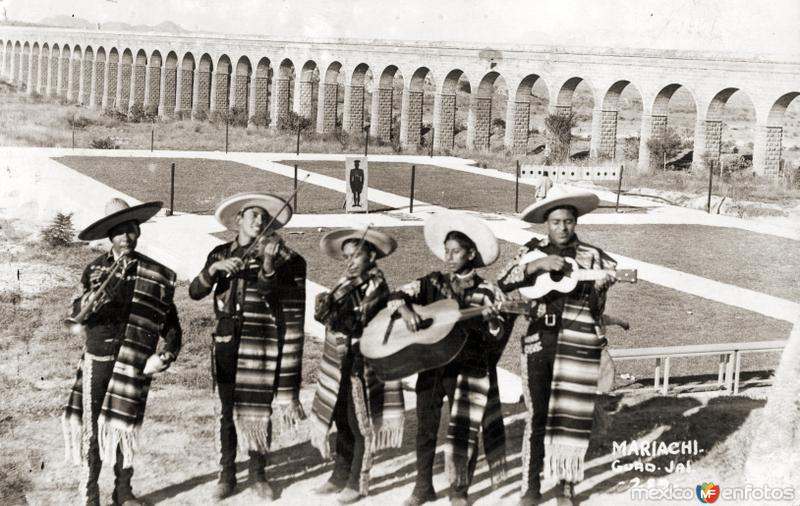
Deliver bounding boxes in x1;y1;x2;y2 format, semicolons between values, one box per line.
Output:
497;187;617;506
388;212;508;506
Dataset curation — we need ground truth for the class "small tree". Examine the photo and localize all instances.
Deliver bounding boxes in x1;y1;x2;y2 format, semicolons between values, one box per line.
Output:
646;128;682;170
41;212;76;247
545;112;575;163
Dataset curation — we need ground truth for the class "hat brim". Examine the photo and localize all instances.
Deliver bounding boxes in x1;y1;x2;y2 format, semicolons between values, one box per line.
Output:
321;228;397;260
519;192;600;224
423;212;499;267
78;201;163;241
215;193;293;231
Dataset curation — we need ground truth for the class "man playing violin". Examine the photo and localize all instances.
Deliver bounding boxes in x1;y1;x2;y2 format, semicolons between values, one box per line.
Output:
189;192;307;501
309;227;405;504
497;187;616;506
388;212;508;506
63;198;182;506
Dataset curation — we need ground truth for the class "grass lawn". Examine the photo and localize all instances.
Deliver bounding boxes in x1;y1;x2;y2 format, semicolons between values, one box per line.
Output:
53;156;369;214
554;224;800;302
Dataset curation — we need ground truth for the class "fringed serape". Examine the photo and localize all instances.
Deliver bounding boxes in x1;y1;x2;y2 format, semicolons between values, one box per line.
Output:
63;254;176;468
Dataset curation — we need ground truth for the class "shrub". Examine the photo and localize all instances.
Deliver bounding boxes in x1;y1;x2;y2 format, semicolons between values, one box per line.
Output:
144;104;159;121
66;115;93;129
91;136;118;149
623;137;641;161
229;106;248;128
103;108;128;122
252;111;270;128
647;127;683;169
128;104;145;123
41;212;76;247
193;109;208;122
544;112;575;163
277;111;312;132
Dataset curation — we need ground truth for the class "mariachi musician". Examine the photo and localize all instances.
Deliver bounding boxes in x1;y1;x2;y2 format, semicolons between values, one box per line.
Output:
387;212;508;506
309;227;405;504
188;192;307;501
62;198;182;506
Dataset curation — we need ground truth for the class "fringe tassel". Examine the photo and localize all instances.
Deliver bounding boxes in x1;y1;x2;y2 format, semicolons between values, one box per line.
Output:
443;445;471;489
350;376;374;497
309;419;333;460
486;455;508;488
61;412;82;465
234;417;272;454
97;420;139;469
271;401;306;437
544;443;586;482
371;422;404;452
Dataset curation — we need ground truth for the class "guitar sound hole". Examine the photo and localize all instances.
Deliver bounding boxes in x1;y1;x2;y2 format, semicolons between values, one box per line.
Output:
419;317;434;330
549;271;565;282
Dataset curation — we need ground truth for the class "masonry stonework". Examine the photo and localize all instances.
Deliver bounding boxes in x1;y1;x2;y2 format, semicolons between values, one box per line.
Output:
321;83;338;133
272;78;290;128
117;63;131;110
253;76;268;123
435;93;456;150
179;69;193;112
106;63;117;108
510;100;530;154
401;90;423;147
132;64;145;107
374;87;393;140
764;126;783;176
234;74;249;112
347;85;364;133
297;80;314;120
471;97;492;151
599;110;618;159
650;114;668;141
20;52;28;88
703;120;723;163
196;70;211;112
163;68;177;115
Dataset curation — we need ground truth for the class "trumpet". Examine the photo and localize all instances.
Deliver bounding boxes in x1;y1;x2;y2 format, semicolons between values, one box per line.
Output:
66;255;129;327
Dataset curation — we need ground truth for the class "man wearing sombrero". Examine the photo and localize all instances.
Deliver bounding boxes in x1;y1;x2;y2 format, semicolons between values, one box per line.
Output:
497;187;616;506
188;192;307;501
388;212;508;506
62;198;182;506
309;227;405;504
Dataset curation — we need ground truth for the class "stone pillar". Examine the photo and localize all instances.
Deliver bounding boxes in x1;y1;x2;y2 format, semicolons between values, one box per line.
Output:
213;71;229;112
637;113;667;173
59;56;69;97
20;50;29;89
67;58;80;101
160;66;174;117
370;87;393;140
247;74;258;127
117;62;131;112
468;96;492;151
28;49;39;94
36;50;47;94
11;48;20;83
316;82;337;134
81;58;92;105
692;118;722;172
131;63;146;108
145;65;161;112
104;60;117;109
177;67;194;118
270;77;290;130
46;55;57;96
89;59;104;109
173;67;183;117
752;123;782;177
505;100;531;154
595;110;619;160
195;68;211;115
433;92;456;150
400;89;423;147
344;84;364;133
252;73;268;126
234;71;249;114
297;79;314;120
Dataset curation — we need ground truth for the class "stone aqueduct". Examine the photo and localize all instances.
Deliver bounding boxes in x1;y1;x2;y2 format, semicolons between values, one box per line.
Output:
1;26;799;175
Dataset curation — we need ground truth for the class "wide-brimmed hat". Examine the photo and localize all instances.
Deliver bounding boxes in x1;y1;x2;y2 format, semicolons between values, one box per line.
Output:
423;212;499;267
78;198;162;241
519;185;600;224
214;192;293;231
320;227;397;260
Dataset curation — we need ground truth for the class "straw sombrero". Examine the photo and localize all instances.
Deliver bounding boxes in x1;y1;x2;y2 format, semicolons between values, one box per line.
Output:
320;228;397;260
214;192;293;231
519;186;600;224
78;198;162;241
423;212;498;267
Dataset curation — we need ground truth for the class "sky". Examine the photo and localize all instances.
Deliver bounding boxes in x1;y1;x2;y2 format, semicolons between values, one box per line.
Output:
2;0;799;55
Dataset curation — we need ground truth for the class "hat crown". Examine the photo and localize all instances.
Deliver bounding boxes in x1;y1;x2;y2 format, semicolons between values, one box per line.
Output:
104;198;131;216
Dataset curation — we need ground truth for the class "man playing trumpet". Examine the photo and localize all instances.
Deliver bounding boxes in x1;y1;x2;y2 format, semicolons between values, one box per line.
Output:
63;199;182;506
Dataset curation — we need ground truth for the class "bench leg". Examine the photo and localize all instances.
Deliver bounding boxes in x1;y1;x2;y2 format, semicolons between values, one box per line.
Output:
718;354;726;385
733;351;742;395
724;352;734;393
661;357;671;395
654;358;661;390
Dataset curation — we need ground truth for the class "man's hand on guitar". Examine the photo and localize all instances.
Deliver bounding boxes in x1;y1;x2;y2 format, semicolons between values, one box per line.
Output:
480;302;500;322
594;272;616;291
397;305;423;333
524;255;566;275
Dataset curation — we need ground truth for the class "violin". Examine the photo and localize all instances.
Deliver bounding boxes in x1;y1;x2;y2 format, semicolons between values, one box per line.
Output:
315;270;373;326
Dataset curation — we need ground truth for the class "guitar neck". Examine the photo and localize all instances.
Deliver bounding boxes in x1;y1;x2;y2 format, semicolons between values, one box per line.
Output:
455;300;534;322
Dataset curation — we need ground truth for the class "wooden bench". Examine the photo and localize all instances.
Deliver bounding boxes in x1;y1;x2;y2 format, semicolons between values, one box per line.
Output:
608;340;786;395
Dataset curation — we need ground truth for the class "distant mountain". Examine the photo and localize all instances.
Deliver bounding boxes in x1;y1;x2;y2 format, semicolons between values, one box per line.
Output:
37;16;189;33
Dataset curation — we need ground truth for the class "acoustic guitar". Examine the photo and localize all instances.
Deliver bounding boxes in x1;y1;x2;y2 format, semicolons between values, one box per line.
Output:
360;299;534;382
516;251;637;300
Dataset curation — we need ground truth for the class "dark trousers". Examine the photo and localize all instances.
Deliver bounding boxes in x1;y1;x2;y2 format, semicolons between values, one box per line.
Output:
413;364;477;499
80;355;134;506
329;356;368;492
521;331;558;497
215;338;267;485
